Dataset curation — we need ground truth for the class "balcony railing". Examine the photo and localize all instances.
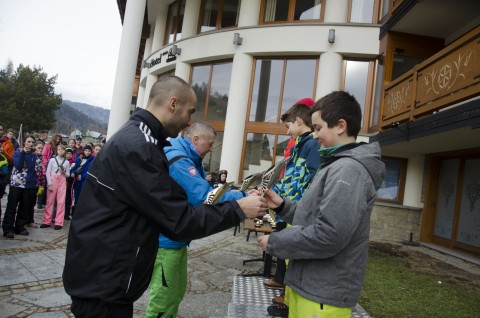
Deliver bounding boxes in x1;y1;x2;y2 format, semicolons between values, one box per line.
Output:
380;25;480;129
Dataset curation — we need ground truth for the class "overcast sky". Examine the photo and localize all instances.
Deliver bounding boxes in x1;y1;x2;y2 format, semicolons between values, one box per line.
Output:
0;0;122;109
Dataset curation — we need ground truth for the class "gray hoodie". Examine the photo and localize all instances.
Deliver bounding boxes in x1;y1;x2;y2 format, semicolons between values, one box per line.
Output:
267;142;385;308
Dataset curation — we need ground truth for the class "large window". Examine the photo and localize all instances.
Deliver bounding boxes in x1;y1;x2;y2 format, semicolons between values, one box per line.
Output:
190;61;233;122
165;0;186;44
198;0;240;33
349;0;376;23
343;59;377;132
260;0;325;23
249;58;317;123
241;57;317;180
190;61;233;175
377;157;407;204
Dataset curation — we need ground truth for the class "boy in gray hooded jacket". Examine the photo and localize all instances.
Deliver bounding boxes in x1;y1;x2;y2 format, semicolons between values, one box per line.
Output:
258;91;386;318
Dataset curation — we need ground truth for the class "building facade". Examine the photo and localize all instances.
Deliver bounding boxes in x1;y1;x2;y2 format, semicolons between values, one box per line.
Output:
111;0;480;259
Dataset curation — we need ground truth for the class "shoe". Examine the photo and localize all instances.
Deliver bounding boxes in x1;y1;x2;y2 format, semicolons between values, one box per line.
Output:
40;224;51;228
54;225;62;230
264;278;285;290
37;204;44;209
3;232;14;239
26;223;38;228
15;229;29;236
272;294;285;306
64;216;71;220
267;304;289;317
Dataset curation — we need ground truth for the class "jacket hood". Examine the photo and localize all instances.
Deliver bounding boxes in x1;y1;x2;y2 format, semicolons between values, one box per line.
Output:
164;137;202;166
330;142;385;190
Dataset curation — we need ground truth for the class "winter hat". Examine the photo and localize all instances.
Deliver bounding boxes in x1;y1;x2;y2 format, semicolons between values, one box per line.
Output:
83;145;92;151
295;97;314;107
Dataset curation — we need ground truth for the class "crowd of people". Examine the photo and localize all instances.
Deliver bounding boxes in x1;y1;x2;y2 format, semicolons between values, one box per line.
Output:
0;75;385;318
0;125;103;238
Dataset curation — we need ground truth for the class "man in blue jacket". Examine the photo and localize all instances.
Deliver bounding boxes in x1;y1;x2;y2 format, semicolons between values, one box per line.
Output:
145;121;247;317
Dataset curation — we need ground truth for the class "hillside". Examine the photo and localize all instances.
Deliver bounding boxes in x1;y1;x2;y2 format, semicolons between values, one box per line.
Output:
63;100;110;126
54;103;108;135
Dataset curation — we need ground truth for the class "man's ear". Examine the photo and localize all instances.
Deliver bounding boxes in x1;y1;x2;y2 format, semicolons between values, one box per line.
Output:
168;96;177;113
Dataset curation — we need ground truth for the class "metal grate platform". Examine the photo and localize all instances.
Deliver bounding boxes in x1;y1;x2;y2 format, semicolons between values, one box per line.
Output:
228;275;371;318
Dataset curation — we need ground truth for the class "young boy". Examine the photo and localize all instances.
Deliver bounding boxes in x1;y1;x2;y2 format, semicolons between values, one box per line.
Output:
264;102;321;300
258;91;386;318
64;148;75;220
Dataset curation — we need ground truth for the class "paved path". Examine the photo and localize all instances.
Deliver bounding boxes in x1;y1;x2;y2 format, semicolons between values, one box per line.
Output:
0;198;371;317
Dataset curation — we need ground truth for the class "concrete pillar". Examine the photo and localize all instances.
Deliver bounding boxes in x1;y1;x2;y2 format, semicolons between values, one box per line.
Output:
238;1;261;27
136;26;154;109
183;0;201;38
108;0;146;138
316;52;343;98
404;155;425;208
175;61;191;82
324;0;349;23
143;5;168;108
219;53;253;182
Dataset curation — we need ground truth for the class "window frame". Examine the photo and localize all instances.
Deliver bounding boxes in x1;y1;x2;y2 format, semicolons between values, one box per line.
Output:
259;0;326;24
197;0;241;34
340;58;376;134
163;0;186;45
347;0;380;24
189;59;234;132
239;56;319;181
376;156;408;205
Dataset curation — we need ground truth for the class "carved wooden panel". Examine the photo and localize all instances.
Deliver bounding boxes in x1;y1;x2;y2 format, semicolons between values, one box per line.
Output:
415;35;480;113
382;73;414;125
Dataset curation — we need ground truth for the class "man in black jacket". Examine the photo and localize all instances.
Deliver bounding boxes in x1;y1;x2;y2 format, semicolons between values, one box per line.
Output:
63;75;267;317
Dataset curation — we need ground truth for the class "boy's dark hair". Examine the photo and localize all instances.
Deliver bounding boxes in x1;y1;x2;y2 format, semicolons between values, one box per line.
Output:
310;91;362;138
280;104;312;127
23;134;36;144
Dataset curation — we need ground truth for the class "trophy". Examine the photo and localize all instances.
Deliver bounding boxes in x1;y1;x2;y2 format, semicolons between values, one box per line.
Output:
203;182;234;204
239;172;263;191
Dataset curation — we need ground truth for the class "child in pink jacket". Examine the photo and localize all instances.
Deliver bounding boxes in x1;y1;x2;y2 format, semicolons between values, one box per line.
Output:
41;144;70;230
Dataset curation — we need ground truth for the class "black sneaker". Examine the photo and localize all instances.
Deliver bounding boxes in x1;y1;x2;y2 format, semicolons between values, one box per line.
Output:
37;204;44;209
54;225;63;230
40;224;51;228
64;216;71;220
267;305;289;317
3;232;14;239
15;229;29;236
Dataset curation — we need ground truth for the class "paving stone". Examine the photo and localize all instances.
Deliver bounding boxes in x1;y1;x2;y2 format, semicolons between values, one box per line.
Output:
0;255;37;287
0;239;44;250
28;312;68;318
15;252;64;281
12;287;71;308
0;297;27;317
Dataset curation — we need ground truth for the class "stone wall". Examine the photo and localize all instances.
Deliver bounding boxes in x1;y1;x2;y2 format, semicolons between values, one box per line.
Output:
370;202;423;243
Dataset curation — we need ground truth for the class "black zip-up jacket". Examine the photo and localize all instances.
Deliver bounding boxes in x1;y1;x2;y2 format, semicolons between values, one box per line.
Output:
63;108;244;304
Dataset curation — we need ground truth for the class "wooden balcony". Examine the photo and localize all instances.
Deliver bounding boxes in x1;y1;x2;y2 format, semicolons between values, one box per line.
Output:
380;25;480;129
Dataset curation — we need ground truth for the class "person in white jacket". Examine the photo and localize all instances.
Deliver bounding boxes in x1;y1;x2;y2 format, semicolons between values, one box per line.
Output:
41;144;70;230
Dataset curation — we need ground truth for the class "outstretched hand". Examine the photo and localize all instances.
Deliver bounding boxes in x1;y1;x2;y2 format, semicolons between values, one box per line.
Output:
237;196;268;219
264;189;284;210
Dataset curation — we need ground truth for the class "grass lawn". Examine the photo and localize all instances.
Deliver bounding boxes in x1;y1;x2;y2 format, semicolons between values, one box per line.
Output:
360;244;480;318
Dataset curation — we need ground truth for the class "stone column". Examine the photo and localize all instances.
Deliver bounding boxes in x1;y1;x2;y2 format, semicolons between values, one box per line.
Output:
143;5;168;108
108;0;147;138
219;53;254;182
316;52;343;98
136;25;154;109
238;1;261;26
183;0;201;37
324;0;349;23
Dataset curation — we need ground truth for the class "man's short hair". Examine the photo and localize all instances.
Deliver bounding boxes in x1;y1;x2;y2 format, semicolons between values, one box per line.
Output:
280;104;313;127
184;121;216;139
310;91;362;138
148;75;193;107
40;130;48;134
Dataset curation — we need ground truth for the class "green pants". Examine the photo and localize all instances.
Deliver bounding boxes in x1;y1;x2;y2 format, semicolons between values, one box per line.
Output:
286;286;352;318
145;247;188;318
